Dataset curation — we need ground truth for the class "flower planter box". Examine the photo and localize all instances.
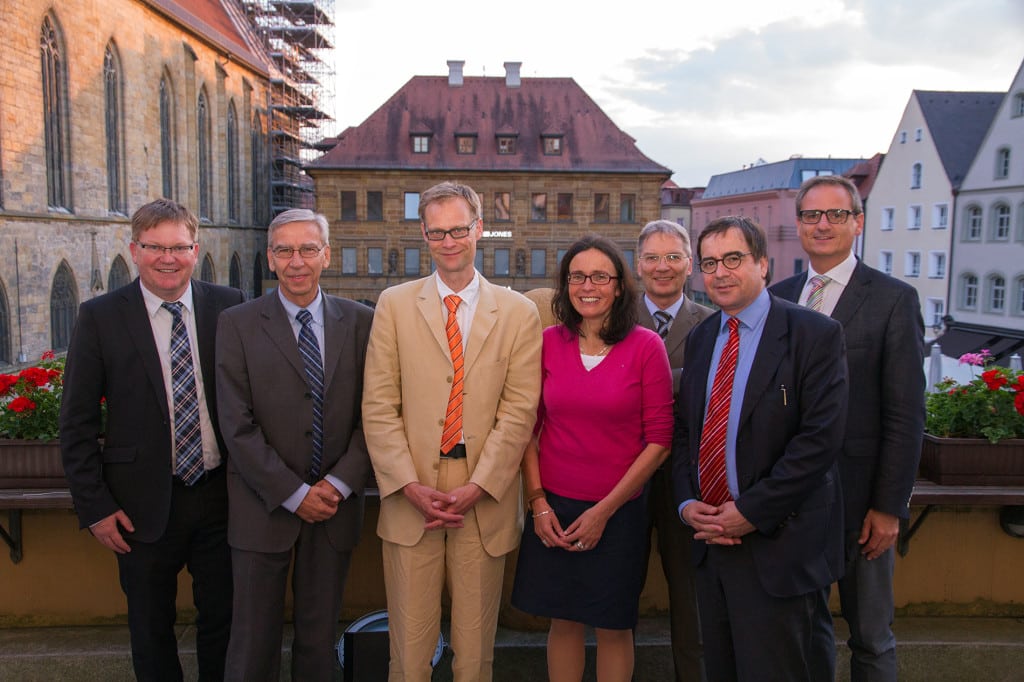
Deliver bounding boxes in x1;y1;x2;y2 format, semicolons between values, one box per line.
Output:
920;433;1024;486
0;440;66;489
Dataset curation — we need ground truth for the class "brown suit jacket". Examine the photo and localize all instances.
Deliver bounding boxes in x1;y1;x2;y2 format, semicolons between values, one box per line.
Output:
636;294;713;394
362;275;542;556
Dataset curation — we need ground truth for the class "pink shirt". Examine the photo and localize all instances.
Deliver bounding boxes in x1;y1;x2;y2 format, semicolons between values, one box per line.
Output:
537;325;673;501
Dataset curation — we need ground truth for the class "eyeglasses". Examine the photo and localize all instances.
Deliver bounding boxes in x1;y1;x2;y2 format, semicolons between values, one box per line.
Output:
424;219;477;241
640;253;688;266
698;252;752;274
797;209;859;225
567;271;619;286
271;245;325;260
135;242;196;256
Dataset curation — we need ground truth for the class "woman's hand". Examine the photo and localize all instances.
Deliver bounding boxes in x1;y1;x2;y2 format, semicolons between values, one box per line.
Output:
532;500;572;550
563;504;611;552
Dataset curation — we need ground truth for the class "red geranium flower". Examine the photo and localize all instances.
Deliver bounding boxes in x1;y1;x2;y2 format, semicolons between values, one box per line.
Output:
1016;392;1024;417
18;367;51;387
0;375;17;395
41;350;55;361
982;369;1008;391
8;396;37;413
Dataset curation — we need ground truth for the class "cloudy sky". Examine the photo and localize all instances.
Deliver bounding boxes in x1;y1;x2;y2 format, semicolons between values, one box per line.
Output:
327;0;1023;187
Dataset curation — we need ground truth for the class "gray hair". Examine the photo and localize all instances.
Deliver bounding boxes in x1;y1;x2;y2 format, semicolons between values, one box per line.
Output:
267;209;329;244
795;175;863;215
637;220;692;256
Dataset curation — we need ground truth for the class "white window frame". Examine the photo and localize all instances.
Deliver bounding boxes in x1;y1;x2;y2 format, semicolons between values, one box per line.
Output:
996;147;1011;179
960;274;978;310
908;205;922;230
987;274;1006;313
880;207;894;231
905;251;921;278
928;251;946;279
879;250;893;275
932;203;948;229
911;163;922;189
993;204;1011;240
926;297;945;329
964;206;983;241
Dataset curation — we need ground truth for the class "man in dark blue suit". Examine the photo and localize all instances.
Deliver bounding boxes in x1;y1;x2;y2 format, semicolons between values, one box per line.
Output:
61;199;244;681
673;216;848;681
771;176;924;682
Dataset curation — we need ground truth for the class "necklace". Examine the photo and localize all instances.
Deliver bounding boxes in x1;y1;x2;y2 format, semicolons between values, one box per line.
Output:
578;338;611;357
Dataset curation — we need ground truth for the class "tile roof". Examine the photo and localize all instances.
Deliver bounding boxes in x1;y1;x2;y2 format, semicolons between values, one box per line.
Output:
699;157;862;199
843;152;884;201
915;90;1004;190
146;0;268;75
308;75;671;175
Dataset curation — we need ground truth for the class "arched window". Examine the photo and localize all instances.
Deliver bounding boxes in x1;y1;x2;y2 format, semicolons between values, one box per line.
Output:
160;73;175;199
252;115;266;227
50;261;78;351
987;274;1006;313
227;101;239;223
960;273;978;309
201;254;215;283
992;203;1012;240
197;89;212;221
910;163;922;189
40;14;72;210
253;253;263;299
0;280;10;364
229;253;242;290
1015;276;1024;316
995;147;1011;179
964;206;983;240
104;43;126;214
107;255;131;291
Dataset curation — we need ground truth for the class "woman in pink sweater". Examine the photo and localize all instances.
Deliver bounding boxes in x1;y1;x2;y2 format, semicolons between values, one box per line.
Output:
512;235;673;682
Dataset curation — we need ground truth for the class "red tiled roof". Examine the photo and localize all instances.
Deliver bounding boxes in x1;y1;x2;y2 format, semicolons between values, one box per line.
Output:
309;75;671;175
843;152;884;200
146;0;268;75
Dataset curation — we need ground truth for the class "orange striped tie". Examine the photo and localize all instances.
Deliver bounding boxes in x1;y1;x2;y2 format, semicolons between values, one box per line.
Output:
440;295;464;454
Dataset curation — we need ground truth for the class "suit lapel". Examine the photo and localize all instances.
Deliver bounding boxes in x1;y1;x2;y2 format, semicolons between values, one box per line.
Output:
689;312;719;428
122;280;171;419
191;281;219;393
415;277;450;357
830;260;870;327
464;280;497;374
321;296;349;388
260;293;307;382
664;299;697;359
774;272;807;304
739;297;787;428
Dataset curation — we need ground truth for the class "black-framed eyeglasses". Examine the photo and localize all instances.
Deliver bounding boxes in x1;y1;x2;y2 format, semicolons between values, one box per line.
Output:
639;253;688;266
698;252;751;274
567;271;619;286
271;245;325;260
424;219;478;241
797;209;859;225
135;242;196;256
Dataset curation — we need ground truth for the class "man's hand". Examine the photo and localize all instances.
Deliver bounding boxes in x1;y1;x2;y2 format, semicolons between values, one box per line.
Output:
89;510;134;554
859;508;899;560
403;481;465;530
683;500;753;545
295;483;341;523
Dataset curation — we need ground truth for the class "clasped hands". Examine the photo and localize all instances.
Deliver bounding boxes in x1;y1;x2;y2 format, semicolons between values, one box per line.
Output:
404;481;483;530
682;500;755;545
296;479;345;523
532;503;609;552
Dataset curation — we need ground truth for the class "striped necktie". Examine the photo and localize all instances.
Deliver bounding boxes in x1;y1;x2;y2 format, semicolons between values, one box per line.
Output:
698;317;739;507
296;309;324;480
653;310;673;339
162;302;204;485
440;295;464;454
806;275;831;312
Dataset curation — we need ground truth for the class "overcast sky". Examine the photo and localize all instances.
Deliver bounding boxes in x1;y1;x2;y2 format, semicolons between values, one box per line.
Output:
327;0;1023;187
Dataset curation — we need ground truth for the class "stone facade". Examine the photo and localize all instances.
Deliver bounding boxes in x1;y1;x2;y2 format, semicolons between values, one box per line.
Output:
0;1;272;364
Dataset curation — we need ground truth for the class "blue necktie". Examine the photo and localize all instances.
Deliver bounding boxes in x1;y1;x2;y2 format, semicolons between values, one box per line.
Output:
297;309;324;480
653;310;673;339
162;302;204;485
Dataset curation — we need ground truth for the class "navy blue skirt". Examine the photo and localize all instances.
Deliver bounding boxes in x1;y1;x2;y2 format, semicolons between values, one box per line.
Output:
511;491;648;630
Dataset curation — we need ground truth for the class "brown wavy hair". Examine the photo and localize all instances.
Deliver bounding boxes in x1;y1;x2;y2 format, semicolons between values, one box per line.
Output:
552;234;639;345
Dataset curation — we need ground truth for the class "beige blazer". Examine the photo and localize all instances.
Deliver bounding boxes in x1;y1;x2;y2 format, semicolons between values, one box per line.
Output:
362;275;542;556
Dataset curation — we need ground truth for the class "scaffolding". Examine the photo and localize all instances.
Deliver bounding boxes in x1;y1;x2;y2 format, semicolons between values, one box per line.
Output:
241;0;335;214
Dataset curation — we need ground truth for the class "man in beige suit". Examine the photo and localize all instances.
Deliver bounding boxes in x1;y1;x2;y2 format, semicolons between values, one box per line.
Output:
362;181;542;682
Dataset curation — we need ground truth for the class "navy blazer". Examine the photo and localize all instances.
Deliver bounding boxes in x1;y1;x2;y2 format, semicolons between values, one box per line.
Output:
771;260;925;528
60;279;245;541
672;294;848;598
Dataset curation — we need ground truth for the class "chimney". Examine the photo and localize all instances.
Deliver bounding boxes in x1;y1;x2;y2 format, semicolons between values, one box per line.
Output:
504;61;521;88
447;60;464;87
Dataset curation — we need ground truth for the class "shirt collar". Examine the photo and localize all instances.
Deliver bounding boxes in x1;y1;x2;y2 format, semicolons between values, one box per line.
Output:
140;281;194;318
435;270;481;307
725;288;770;332
644;293;686;319
277;287;324;324
807;251;858;287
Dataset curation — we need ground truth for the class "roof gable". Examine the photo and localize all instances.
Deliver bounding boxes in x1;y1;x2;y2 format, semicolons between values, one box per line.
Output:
915;90;1003;190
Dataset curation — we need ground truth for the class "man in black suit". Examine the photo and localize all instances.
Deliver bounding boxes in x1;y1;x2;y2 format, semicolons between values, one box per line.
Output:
635;220;711;682
216;209;374;681
60;198;244;681
673;216;848;681
771;176;924;682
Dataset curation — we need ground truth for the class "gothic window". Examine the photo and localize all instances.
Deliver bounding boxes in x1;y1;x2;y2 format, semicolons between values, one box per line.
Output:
50;261;78;351
227;101;239;223
198;89;212;220
0;281;10;364
107;255;131;291
160;74;175;199
41;15;72;210
253;253;264;299
229;253;242;289
104;43;126;214
201;254;215;282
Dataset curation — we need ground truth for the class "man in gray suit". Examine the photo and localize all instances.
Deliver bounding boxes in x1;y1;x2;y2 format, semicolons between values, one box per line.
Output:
216;209;374;681
771;176;925;682
636;220;712;681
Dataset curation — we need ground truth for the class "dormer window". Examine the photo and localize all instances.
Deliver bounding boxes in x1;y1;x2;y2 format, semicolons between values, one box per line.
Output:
497;135;517;154
411;134;431;153
456;134;477;154
542;135;563;155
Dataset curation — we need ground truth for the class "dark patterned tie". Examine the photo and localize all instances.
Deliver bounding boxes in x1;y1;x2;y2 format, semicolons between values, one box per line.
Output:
162;302;204;485
297;309;324;479
653;310;673;339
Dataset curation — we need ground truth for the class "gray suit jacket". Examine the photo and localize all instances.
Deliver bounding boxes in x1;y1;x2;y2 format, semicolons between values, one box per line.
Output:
771;260;925;527
216;291;374;553
637;294;713;394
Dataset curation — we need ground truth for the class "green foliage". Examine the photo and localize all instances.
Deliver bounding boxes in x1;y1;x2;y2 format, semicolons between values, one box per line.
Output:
0;352;65;441
926;361;1024;444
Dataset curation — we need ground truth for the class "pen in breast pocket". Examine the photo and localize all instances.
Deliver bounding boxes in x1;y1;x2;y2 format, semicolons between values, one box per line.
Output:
780;384;788;406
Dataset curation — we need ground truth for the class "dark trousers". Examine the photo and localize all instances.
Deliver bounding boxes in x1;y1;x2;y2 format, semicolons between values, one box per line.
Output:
696;541;831;682
117;471;232;682
226;521;353;682
642;466;705;681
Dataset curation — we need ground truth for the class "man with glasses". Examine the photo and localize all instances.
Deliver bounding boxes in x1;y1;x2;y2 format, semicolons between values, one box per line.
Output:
362;181;541;682
673;216;848;681
215;209;374;680
772;175;924;682
60;198;244;680
635;220;711;682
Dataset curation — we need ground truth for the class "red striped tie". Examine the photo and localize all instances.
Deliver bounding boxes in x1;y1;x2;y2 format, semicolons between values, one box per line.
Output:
698;317;739;506
440;295;464;454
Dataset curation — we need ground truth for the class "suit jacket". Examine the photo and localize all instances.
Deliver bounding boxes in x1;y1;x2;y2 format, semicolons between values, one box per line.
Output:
636;294;713;393
362;275;542;556
770;261;925;528
215;292;374;553
60;279;245;542
673;294;848;598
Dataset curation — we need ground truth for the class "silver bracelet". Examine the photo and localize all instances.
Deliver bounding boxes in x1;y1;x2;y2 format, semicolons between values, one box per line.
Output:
532;509;551;519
